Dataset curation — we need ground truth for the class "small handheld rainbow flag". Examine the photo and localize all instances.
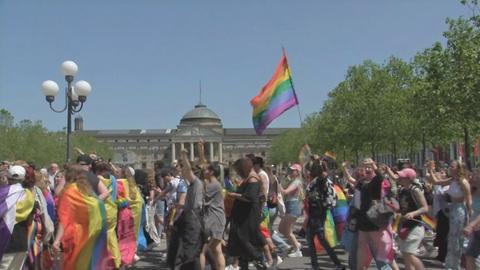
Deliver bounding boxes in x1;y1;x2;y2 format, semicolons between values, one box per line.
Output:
324;150;337;160
251;50;299;135
420;214;436;231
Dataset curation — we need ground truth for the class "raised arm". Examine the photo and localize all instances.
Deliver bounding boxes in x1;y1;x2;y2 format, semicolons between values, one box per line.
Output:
197;139;208;166
427;168;451;186
341;161;357;185
385;166;399;182
180;149;196;183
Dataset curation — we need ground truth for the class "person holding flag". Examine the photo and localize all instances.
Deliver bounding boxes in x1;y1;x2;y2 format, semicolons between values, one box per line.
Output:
304;159;345;270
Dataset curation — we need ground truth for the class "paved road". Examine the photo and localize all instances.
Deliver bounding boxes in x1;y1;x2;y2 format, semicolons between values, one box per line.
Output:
133;234;445;270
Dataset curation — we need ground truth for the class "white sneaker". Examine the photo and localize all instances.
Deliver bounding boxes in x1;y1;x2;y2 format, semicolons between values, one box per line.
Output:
275;256;283;266
225;265;239;270
288;249;303;258
134;254;140;262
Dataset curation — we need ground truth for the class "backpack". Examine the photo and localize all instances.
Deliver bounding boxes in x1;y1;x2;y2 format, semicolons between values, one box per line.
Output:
307;177;337;209
323;179;337;209
267;179;279;209
411;180;433;206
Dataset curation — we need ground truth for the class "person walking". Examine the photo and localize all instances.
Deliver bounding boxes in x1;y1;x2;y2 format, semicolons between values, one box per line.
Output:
304;159;345;270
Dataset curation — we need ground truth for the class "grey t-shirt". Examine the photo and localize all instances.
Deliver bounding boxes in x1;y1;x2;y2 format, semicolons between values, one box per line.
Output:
204;180;225;215
183;177;204;212
204;180;226;238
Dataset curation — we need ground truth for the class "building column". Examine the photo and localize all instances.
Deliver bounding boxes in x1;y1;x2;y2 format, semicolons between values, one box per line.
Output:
219;142;223;162
209;142;214;161
190;142;194;161
181;142;185;150
171;142;176;162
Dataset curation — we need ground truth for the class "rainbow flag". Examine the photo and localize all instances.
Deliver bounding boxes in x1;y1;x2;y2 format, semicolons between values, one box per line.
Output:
315;210;338;251
420;214;436;231
116;179;137;266
324;210;339;247
0;183;35;261
99;175;121;268
119;178;145;242
324;150;337;160
57;183;108;270
251;51;299;135
332;185;348;239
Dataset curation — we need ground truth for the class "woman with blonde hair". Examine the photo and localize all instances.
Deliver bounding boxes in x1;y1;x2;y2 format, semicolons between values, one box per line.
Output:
428;160;472;270
53;164;108;270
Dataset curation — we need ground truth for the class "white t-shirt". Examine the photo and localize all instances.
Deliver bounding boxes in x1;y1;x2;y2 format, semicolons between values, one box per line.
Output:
165;177;180;206
259;169;270;196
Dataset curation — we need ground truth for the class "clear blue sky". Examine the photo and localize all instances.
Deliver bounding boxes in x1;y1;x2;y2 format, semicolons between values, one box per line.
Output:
0;1;471;131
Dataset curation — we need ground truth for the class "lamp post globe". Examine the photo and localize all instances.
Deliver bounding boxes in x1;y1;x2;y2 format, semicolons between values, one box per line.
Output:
74;80;92;102
41;80;60;103
61;60;78;77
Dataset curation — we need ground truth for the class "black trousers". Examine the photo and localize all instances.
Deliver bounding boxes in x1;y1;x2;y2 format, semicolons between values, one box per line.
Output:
434;210;449;262
306;212;341;270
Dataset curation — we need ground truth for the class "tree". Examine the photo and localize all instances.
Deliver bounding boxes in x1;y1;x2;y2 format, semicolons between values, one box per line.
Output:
0;109;113;166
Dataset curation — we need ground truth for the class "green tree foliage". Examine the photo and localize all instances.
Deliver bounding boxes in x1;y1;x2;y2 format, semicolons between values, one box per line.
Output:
0;109;112;166
270;1;480;165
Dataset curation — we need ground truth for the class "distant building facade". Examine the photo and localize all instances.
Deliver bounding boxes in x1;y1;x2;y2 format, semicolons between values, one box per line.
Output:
76;103;295;169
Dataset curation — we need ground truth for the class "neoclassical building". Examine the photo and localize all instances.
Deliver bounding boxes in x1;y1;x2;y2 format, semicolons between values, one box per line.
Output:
76;102;295;169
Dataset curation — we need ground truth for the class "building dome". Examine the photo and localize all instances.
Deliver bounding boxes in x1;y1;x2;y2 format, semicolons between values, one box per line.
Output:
179;103;222;127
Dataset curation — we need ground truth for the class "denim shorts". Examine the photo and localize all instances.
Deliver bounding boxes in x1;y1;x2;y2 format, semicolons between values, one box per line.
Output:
285;199;301;218
155;200;165;216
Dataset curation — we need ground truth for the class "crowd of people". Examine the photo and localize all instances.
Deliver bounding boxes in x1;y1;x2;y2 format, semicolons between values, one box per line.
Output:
2;148;480;270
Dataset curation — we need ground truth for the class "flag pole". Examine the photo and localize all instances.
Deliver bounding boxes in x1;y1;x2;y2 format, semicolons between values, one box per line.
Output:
282;47;308;147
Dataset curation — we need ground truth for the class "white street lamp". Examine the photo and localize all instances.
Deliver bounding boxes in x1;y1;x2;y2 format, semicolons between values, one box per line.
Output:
41;61;92;162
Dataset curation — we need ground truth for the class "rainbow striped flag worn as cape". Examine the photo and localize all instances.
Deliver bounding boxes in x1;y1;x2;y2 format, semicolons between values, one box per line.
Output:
57;183;108;270
251;50;299;135
0;183;35;261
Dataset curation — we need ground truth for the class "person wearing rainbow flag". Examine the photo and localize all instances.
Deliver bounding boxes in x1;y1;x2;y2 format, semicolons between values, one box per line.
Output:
53;164;109;270
304;159;345;270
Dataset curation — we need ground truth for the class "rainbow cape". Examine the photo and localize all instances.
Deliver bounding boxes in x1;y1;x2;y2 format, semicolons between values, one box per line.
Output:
57;183;108;270
0;183;35;261
117;179;146;249
324;210;338;247
332;185;348;239
314;210;338;252
99;175;121;268
116;179;137;266
251;51;299;135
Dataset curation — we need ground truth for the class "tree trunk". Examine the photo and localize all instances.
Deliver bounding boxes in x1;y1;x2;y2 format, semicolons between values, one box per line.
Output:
371;142;375;160
355;149;359;166
422;132;426;166
392;142;397;165
464;125;471;170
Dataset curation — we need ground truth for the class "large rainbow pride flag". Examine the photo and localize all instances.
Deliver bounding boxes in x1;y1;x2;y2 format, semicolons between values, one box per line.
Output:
251;51;299;135
57;183;109;270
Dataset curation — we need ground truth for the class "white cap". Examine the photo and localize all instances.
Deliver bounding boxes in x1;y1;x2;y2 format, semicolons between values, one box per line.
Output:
8;165;26;180
128;167;135;176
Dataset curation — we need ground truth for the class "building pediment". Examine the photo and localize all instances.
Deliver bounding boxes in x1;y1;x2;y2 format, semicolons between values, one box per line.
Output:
174;126;223;139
